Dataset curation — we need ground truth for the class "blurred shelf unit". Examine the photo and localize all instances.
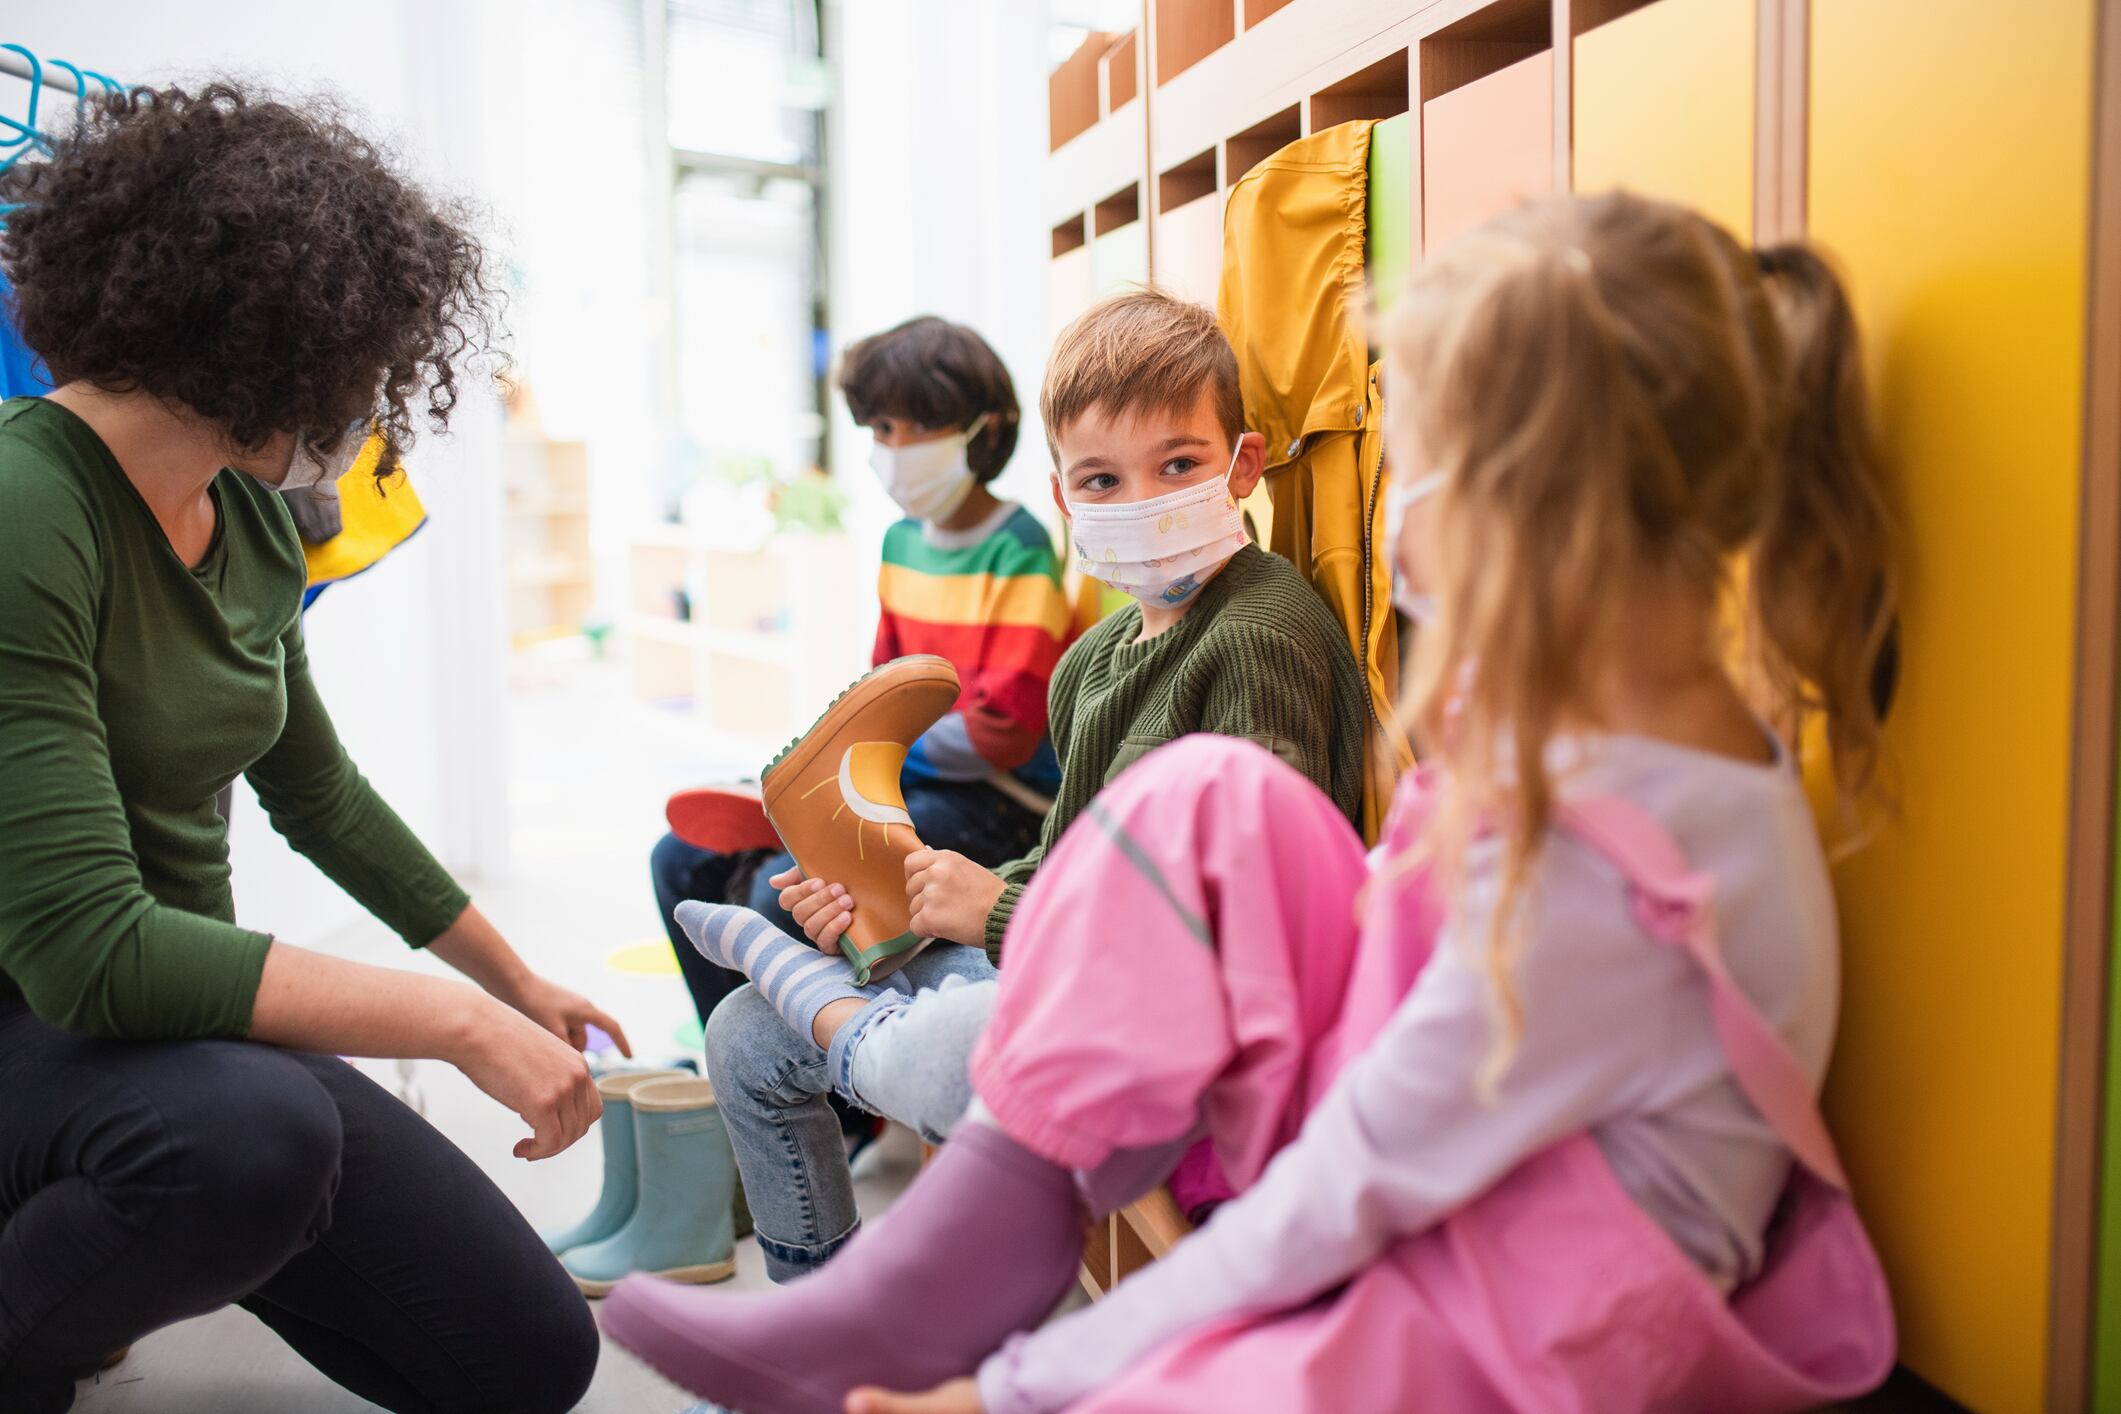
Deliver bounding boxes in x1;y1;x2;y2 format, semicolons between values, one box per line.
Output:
623;526;867;754
504;437;594;648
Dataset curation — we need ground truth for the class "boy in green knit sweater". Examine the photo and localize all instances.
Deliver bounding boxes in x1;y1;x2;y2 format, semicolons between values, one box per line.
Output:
682;290;1368;1281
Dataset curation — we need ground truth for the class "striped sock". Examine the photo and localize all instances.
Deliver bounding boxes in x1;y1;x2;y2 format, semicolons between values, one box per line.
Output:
674;901;882;1048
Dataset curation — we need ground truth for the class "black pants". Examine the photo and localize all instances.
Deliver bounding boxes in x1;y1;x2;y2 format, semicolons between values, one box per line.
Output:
0;1001;599;1413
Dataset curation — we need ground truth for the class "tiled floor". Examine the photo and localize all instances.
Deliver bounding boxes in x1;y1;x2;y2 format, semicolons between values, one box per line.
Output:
73;649;918;1412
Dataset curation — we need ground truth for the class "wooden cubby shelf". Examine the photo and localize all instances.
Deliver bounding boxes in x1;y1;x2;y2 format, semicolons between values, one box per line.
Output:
1224;104;1301;186
1158;147;1218;214
1421;0;1552;102
1105;31;1139;112
1569;0;1664;37
1040;4;2121;1411
1048;30;1111;151
1308;47;1411;131
1156;0;1236;86
1094;183;1141;235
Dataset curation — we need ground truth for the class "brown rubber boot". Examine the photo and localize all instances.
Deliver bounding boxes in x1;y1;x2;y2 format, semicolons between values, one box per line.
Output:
759;655;960;982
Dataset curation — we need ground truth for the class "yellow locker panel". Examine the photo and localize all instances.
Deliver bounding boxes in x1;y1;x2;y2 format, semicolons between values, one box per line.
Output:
1572;0;1753;239
1810;3;2095;1409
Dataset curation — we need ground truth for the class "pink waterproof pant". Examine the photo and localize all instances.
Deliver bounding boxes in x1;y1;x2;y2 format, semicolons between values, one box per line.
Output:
971;737;1894;1412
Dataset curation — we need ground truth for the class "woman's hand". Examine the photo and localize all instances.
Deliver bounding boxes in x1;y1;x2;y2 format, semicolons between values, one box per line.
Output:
771;863;856;955
905;850;1006;946
844;1377;983;1414
250;940;599;1160
493;970;633;1057
450;995;603;1160
426;902;631;1055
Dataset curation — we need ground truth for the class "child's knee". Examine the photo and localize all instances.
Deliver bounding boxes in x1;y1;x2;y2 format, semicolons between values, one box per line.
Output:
704;983;802;1094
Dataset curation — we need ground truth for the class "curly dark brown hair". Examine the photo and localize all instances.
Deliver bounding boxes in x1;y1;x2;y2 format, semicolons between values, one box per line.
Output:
0;81;500;472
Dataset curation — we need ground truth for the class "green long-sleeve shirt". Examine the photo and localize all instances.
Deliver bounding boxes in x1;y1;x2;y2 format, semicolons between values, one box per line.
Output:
981;542;1368;959
0;398;469;1039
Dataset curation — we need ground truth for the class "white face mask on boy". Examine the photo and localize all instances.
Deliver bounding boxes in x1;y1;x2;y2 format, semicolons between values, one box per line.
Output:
1065;438;1250;608
870;415;987;523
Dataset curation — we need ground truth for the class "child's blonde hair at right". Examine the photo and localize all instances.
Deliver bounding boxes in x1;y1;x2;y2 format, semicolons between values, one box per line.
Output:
1384;190;1897;1082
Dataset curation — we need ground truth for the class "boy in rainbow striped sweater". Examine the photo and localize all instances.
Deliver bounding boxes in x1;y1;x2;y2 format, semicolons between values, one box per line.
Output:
650;317;1071;1041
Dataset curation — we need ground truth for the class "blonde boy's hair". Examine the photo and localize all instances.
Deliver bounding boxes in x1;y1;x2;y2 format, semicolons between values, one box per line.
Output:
1040;289;1245;461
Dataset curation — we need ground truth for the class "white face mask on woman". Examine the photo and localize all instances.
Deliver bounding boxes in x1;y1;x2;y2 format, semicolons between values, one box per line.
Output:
1383;470;1446;623
1065;438;1250;608
870;414;988;523
269;422;370;496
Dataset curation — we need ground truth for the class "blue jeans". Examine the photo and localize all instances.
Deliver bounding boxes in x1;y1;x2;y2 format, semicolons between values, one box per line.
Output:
649;776;1041;1032
704;944;998;1282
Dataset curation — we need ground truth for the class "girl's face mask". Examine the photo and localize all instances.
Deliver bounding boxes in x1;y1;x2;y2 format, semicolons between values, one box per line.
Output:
1384;470;1445;623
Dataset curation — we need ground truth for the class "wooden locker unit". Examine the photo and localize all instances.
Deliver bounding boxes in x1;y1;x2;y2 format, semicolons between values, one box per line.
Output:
1808;5;2101;1408
2091;2;2121;1405
1049;26;1149;337
1091;183;1150;298
1048;30;1112;152
1044;4;2121;1404
1153;148;1223;308
1420;49;1553;255
1369;112;1415;313
1571;0;1754;239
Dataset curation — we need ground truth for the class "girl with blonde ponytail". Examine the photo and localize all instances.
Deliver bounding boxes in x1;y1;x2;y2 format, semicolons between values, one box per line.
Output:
1386;192;1898;1084
617;190;1896;1414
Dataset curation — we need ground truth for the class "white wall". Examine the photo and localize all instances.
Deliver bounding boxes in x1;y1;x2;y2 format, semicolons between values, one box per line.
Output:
5;5;513;938
2;0;1061;944
826;0;1057;573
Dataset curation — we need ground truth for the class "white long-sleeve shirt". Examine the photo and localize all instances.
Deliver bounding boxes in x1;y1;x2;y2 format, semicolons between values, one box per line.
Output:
979;732;1839;1414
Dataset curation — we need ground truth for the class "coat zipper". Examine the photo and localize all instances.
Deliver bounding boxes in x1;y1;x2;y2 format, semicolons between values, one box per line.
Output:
1357;417;1388;738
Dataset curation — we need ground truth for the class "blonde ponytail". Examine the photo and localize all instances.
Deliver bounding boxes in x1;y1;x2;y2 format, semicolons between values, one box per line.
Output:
1749;244;1898;817
1380;194;1898;1090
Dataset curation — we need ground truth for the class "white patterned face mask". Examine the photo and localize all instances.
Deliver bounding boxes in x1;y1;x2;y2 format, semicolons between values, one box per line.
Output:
1064;439;1249;608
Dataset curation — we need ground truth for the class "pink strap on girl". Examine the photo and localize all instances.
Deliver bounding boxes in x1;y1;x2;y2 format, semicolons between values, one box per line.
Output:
1557;795;1851;1192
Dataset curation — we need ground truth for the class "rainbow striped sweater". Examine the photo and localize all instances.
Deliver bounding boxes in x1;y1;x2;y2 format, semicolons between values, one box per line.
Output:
875;503;1071;791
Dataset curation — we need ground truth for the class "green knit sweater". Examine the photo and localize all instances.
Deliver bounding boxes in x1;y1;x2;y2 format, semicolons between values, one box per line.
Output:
0;398;469;1040
982;543;1367;958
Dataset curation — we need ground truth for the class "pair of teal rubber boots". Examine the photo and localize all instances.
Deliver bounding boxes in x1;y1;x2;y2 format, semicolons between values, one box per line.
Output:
541;1070;738;1296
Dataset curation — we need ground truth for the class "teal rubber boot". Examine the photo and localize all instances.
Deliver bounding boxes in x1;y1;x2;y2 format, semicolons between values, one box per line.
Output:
540;1068;689;1255
564;1075;737;1297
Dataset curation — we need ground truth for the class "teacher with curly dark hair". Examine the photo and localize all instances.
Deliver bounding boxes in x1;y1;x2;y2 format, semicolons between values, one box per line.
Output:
0;84;616;1413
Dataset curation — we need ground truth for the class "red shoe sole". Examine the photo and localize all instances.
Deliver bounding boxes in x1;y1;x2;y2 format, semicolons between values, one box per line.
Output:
665;788;782;854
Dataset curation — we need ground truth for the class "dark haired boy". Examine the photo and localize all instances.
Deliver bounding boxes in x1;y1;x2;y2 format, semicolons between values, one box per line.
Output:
649;317;1071;1040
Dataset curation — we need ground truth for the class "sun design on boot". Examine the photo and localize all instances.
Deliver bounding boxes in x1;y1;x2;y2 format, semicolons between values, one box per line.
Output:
800;741;912;861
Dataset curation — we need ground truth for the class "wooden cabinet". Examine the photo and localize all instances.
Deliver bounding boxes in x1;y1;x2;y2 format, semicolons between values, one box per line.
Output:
1045;2;2121;1406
